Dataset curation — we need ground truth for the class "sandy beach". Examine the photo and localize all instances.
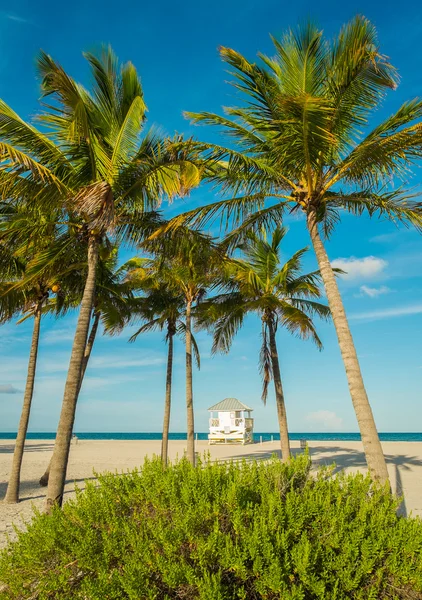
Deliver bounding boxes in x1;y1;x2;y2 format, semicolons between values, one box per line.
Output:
0;439;421;548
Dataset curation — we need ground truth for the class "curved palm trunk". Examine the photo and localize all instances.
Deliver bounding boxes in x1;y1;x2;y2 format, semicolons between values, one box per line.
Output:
46;236;99;510
161;331;174;465
39;311;100;487
4;307;42;503
185;299;195;465
268;320;291;462
307;210;389;485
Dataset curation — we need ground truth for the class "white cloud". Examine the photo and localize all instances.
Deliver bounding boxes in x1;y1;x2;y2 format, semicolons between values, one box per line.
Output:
350;303;422;322
359;285;391;298
305;410;343;431
331;256;387;281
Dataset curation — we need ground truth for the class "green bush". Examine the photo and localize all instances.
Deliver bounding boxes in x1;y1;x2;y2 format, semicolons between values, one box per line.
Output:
1;454;422;599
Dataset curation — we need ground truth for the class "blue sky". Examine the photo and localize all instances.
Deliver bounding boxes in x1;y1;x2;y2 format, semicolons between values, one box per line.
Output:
0;0;422;433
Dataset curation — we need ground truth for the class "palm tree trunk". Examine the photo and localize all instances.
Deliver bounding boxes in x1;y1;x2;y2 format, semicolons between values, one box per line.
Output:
307;209;389;485
185;299;195;465
4;307;42;504
45;236;99;510
39;310;100;487
267;320;291;463
161;330;174;465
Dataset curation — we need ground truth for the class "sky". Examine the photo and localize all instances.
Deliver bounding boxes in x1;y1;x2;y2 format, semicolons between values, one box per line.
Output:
0;0;422;434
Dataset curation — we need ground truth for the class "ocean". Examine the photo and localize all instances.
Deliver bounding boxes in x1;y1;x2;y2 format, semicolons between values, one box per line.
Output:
0;432;421;442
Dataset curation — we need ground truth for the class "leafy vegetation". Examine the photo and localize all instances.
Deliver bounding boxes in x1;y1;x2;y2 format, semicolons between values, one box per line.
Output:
1;455;422;599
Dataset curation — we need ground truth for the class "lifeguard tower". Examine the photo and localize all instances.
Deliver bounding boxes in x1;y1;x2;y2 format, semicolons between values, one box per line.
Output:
208;398;254;444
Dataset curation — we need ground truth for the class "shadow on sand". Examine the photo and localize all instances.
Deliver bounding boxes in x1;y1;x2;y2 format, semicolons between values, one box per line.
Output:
0;443;54;454
1;444;420;518
0;475;98;503
220;444;422;518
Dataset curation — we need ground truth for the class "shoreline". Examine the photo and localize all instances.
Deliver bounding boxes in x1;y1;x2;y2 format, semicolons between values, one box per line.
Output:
1;432;422;441
1;439;422;548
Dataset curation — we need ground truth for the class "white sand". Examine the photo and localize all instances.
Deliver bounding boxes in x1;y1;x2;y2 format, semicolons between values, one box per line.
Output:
1;439;421;548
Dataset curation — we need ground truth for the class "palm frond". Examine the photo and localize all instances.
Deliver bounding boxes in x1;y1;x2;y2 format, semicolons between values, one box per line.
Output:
324;188;422;233
129;317;164;342
176;321;201;369
259;321;272;405
277;302;323;349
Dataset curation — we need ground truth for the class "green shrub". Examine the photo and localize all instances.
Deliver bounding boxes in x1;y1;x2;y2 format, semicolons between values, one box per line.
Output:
1;454;422;599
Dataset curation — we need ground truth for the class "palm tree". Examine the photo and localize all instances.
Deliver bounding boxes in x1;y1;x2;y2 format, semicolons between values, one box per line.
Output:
164;17;422;483
0;203;73;503
1;278;48;503
197;227;329;460
127;277;200;465
143;229;221;465
0;47;200;508
38;247;141;486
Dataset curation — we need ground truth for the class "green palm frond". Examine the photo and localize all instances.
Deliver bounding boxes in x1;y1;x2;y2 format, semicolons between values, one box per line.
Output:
129;317;165;342
285;271;323;297
321;188;422;233
278;304;323;349
176;321;201;369
1;46;201;259
176;15;422;243
210;306;246;355
271;246;308;289
259;321;272;405
200;229;328;394
0;99;73;178
290;297;331;321
333;119;422;188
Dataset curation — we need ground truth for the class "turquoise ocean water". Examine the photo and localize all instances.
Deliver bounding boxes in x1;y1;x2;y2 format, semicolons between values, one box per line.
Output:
0;432;421;441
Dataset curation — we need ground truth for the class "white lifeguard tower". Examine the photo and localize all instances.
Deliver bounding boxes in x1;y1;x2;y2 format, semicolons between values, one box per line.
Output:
208;398;254;444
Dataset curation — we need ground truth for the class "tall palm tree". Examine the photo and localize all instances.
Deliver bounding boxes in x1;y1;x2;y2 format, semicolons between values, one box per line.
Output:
127;278;200;465
1;278;48;503
164;17;422;483
197;227;329;460
0;47;200;508
38;247;141;486
143;229;221;465
0;202;74;503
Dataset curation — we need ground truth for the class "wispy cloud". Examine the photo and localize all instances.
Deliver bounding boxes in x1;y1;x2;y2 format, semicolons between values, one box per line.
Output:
4;13;28;23
369;228;416;244
42;328;76;345
350;303;422;321
80;374;143;392
0;384;21;394
305;410;343;431
34;352;165;374
357;285;392;298
89;355;165;369
331;256;387;281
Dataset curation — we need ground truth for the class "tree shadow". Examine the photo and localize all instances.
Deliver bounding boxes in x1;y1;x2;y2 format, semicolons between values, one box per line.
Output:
0;444;55;454
0;476;98;503
206;447;303;464
218;445;422;518
308;446;422;518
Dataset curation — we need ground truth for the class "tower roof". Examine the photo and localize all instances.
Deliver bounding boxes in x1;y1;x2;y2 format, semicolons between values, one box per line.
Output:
208;398;253;412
